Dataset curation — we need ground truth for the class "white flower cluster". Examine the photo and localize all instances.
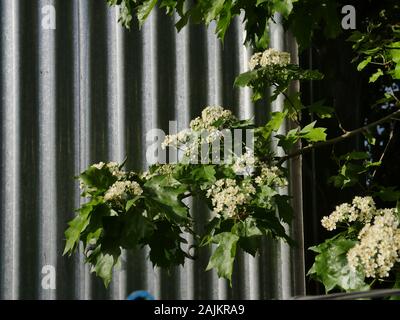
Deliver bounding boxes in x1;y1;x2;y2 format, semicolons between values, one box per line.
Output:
140;164;175;180
91;161;126;180
206;178;256;218
162;106;236;162
347;209;400;278
161;129;192;150
190;106;236;131
321;196;377;231
248;48;291;70
254;164;287;187
104;180;143;202
232;149;257;176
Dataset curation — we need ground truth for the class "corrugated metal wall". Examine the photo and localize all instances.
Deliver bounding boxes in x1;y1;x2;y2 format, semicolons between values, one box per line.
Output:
0;0;304;299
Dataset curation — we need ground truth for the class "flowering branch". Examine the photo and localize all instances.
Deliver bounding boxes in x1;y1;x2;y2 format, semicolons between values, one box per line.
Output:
277;107;400;166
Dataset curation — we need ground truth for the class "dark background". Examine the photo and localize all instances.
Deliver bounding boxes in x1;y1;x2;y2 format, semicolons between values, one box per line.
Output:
300;0;400;294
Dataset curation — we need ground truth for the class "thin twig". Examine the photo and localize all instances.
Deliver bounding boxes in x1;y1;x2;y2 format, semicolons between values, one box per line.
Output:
281;90;302;127
371;122;395;179
335;112;348;134
277;108;400;166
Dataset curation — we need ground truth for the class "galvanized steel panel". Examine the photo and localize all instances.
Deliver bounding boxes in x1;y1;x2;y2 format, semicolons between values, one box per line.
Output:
0;0;304;299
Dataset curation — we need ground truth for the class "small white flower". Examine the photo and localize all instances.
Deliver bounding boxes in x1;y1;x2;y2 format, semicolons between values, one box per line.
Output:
321;196;378;231
248;52;263;70
105;162;126;180
254;164;287;187
189;106;236;131
206;178;255;218
249;49;291;70
232;149;257;176
104;180;143;202
91;162;105;170
347;209;400;278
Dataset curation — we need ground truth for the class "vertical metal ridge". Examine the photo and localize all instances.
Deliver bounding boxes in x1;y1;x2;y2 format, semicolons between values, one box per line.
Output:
0;0;21;299
77;0;92;300
140;10;160;299
37;0;57;300
115;11;128;302
105;4;126;300
55;0;80;300
205;21;228;301
269;13;292;299
206;22;223;106
174;12;193;300
286;31;306;297
231;16;259;300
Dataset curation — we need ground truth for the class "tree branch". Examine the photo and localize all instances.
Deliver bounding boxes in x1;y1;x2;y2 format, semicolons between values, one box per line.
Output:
277;108;400;166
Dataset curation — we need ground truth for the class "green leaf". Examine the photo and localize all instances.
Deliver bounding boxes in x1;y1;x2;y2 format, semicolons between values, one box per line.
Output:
390;272;400;300
234;69;259;87
253;208;293;244
396;201;400;222
288;0;341;50
394;64;400;80
308;238;369;293
92;250;121;288
307;100;334;119
63;199;102;255
206;232;239;285
389;42;400;63
346;31;365;43
120;212;154;249
340;151;369;161
369;69;383;83
200;217;222;246
365;161;381;169
80;203;111;248
189;165;216;189
262;111;287;139
230;119;255;129
374;186;400;202
254;185;278;209
232;217;263;238
363;130;376;145
357;56;371;71
300;121;327;142
137;0;158;28
328;174;348;189
64;214;90;255
125;195;142;211
79;166;117;194
232;218;263;256
329;159;368;189
283;92;303;119
276;128;299;151
274;194;293;224
204;0;225;24
145;220;187;268
215;1;233;42
144;175;189;223
302;127;327;142
271;0;297;18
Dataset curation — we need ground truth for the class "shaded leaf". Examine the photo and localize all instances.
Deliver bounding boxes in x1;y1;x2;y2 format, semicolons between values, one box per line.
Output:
308;238;369;293
307;100;334;119
137;0;158;28
234;69;259;87
206;232;239;284
262;111;287;139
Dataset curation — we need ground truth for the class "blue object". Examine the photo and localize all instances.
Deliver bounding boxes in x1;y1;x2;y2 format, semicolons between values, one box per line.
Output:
127;290;155;300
